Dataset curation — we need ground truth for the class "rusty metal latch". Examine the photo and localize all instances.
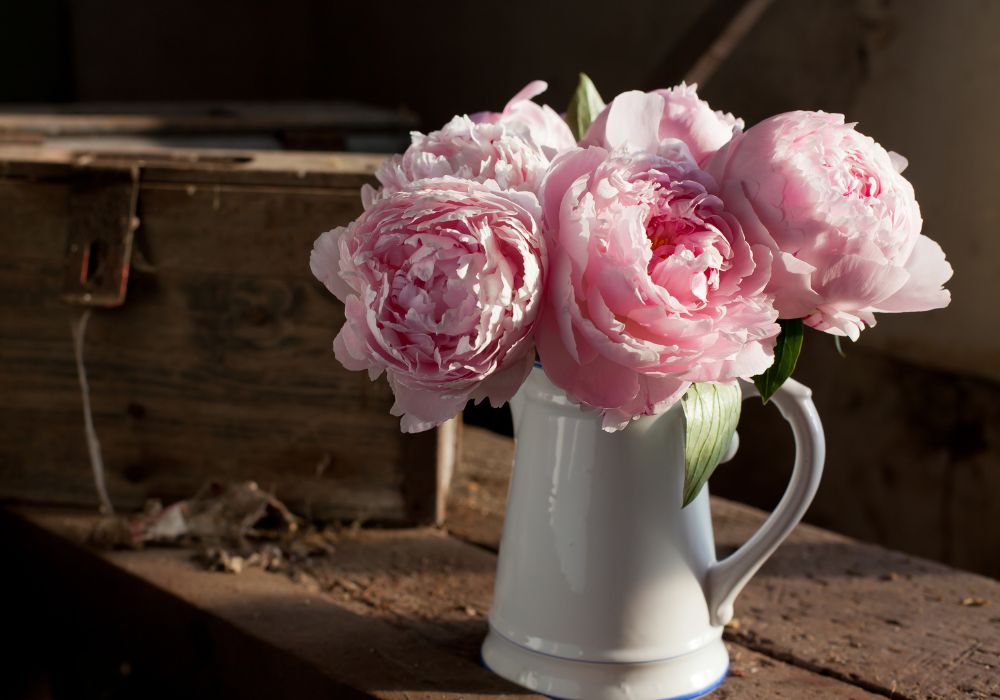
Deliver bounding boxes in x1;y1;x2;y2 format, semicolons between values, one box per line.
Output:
61;164;140;307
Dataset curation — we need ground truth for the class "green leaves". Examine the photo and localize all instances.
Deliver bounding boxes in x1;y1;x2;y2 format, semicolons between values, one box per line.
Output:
679;321;806;505
752;319;804;404
565;73;606;141
681;381;742;507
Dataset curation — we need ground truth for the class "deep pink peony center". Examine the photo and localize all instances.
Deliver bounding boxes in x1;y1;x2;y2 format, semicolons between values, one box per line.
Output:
821;149;881;200
644;198;728;308
371;229;486;356
844;156;882;199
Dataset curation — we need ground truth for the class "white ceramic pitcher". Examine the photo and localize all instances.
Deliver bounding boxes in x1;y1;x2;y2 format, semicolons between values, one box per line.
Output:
482;366;825;700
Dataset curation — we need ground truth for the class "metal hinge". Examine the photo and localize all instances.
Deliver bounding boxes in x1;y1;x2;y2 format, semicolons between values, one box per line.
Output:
61;165;140;307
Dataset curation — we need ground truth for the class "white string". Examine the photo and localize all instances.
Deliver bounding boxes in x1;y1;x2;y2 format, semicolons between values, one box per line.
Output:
71;309;114;515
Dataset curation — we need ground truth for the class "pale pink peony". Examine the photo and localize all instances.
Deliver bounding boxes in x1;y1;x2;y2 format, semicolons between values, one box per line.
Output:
369;82;574;206
707;111;952;340
311;179;545;432
471;80;577;157
582;83;743;164
537;145;779;430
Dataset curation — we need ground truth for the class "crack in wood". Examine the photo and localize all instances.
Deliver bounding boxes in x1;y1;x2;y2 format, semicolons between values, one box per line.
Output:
723;629;916;700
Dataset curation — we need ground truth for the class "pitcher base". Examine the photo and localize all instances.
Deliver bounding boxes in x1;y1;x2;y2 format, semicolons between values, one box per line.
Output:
481;628;729;700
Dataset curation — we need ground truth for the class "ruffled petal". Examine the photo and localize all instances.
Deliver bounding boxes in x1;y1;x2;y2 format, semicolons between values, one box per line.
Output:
873;235;953;313
389;374;469;433
310;228;353;301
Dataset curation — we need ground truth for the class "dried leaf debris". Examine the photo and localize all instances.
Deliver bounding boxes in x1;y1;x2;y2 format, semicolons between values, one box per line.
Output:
89;481;337;577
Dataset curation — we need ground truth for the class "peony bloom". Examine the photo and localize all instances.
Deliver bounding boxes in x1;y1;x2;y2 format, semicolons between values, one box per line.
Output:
369;82;574;205
583;83;743;165
471;80;578;157
311;179;545;432
537;145;779;430
707;111;952;340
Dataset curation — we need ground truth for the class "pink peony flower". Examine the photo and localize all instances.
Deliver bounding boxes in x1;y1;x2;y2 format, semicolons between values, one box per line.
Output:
537;145;779;430
311;178;545;432
369;82;574;206
707;111;952;340
471;80;578;157
582;83;743;165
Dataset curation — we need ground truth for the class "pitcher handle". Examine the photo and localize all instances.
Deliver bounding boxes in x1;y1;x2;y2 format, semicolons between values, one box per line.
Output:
705;377;825;627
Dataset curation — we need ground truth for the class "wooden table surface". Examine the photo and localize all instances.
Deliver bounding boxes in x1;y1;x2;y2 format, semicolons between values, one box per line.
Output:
3;425;998;699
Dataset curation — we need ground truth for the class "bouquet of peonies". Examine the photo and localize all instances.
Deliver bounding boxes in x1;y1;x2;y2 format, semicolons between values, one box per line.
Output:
311;76;952;501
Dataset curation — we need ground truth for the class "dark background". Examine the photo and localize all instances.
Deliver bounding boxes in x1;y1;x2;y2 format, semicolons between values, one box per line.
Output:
0;0;863;129
2;0;997;577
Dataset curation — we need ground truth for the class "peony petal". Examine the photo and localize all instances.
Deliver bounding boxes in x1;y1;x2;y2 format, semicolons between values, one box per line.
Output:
765;252;822;319
310;228;353;301
333;323;372;372
542;147;609;233
815;254;910;308
585;83;742;165
599;375;690;432
388;373;470;432
804;306;866;341
504;80;549;109
653;82;742;163
602;91;665;153
468;349;534;408
888;151;908;174
549;256;584;364
873;235;953;313
536;312;641;410
683;336;775;382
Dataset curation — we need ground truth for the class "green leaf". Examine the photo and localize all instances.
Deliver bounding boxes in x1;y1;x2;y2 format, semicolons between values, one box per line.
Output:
752;319;804;404
681;381;742;507
565;73;606;141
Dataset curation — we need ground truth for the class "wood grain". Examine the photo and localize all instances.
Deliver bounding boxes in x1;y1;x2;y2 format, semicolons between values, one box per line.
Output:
0;101;416;135
715;502;1000;700
450;425;1000;700
0;144;385;189
4;506;882;699
0;146;448;524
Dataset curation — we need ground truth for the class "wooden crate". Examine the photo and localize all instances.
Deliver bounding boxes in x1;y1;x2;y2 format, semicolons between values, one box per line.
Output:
0;101;418;153
0;144;458;525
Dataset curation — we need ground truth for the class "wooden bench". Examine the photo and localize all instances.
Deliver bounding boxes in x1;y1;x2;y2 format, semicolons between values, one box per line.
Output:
4;426;998;699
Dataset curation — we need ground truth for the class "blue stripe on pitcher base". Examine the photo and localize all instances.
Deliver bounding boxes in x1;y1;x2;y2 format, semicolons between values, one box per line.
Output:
657;669;728;700
479;655;728;700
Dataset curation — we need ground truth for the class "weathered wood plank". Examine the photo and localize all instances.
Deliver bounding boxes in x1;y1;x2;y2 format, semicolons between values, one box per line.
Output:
0;144;385;189
1;508;520;699
0;101;416;135
722;646;879;699
0;148;449;525
450;425;1000;700
3;506;881;699
715;501;1000;700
